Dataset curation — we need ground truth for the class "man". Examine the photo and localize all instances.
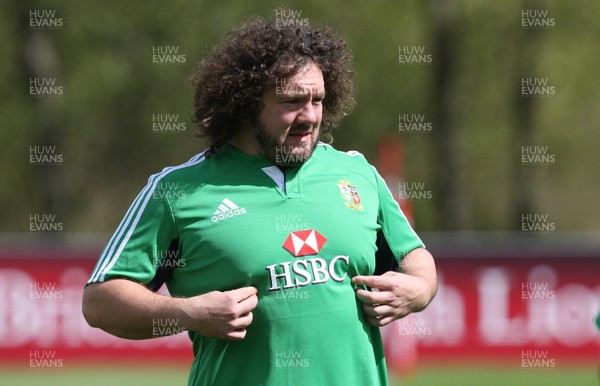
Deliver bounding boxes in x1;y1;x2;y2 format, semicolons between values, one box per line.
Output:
83;12;437;386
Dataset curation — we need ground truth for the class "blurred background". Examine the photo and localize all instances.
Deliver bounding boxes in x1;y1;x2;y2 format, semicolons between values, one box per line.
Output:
1;0;599;385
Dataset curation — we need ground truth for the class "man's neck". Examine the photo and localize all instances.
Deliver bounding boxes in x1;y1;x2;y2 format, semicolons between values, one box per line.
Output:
229;128;261;156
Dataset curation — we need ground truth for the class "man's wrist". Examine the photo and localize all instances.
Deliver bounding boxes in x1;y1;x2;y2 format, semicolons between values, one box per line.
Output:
409;275;435;312
166;296;195;332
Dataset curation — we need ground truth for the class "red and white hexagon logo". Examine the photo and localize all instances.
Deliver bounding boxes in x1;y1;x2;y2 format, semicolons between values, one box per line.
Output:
282;229;327;257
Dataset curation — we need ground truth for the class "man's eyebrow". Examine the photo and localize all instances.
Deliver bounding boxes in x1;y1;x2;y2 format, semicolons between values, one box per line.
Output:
276;92;306;98
275;88;325;99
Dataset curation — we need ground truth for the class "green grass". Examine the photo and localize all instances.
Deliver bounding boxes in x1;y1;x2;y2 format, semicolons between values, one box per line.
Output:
1;363;597;386
1;365;189;386
391;364;598;386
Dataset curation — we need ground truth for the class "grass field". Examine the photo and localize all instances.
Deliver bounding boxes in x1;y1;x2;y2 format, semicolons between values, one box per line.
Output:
1;363;597;386
391;364;598;386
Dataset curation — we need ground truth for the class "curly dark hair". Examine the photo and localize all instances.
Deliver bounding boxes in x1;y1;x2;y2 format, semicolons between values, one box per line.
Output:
190;10;356;154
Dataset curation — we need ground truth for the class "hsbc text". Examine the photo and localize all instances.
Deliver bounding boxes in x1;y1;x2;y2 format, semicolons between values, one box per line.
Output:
265;255;349;291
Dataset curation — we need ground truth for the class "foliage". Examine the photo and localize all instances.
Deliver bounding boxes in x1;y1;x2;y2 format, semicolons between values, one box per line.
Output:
1;0;598;233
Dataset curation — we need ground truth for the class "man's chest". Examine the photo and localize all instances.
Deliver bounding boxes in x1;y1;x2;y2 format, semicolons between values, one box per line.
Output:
168;171;380;296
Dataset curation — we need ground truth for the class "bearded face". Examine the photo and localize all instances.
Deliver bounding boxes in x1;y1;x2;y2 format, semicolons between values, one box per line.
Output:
252;62;324;168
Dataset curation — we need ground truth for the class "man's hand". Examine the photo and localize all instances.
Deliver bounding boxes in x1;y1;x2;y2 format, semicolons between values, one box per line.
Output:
352;248;437;327
182;286;258;341
352;271;430;326
83;280;259;341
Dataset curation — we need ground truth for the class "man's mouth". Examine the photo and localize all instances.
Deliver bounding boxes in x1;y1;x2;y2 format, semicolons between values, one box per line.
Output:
287;131;312;143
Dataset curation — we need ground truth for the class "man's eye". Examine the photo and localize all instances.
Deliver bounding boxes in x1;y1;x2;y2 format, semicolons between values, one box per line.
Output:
283;99;299;104
312;98;323;104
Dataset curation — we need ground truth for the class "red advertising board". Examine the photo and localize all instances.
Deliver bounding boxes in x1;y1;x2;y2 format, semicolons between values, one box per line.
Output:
382;255;600;369
0;250;193;365
1;249;599;365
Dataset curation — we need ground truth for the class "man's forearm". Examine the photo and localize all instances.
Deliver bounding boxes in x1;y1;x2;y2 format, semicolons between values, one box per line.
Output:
82;279;189;339
397;248;437;311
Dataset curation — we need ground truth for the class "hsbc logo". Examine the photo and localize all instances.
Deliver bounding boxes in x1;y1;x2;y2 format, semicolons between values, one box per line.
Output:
266;229;349;291
282;229;327;257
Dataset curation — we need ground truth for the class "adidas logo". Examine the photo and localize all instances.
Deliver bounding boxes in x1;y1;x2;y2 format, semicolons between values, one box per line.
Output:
211;198;247;223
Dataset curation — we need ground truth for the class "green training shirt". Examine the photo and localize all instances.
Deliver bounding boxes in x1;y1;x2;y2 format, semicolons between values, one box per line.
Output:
87;142;425;386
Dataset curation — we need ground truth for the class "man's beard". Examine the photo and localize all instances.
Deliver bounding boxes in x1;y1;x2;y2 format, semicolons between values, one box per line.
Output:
253;121;318;168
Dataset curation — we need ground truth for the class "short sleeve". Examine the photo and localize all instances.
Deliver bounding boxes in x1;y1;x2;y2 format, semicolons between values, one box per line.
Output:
371;165;425;263
86;176;178;286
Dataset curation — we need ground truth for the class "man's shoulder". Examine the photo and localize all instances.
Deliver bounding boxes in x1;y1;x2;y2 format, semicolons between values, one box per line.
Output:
313;143;380;187
146;150;213;186
315;142;370;165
